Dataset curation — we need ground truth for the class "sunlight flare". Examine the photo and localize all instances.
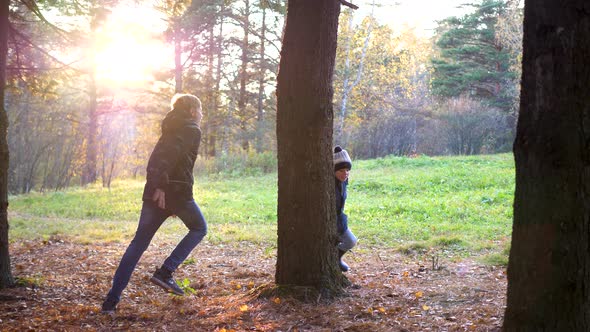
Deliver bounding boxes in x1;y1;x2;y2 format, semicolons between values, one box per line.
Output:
92;4;172;85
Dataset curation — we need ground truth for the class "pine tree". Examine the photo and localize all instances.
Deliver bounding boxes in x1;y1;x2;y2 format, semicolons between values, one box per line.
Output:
431;0;516;113
504;0;590;329
0;0;13;289
276;0;348;294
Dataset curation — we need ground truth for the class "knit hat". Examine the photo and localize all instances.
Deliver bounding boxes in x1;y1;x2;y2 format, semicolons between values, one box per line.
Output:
333;146;352;171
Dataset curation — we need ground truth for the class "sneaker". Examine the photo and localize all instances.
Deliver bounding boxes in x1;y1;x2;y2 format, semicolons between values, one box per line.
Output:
339;260;350;272
101;297;118;314
338;249;350;272
150;268;185;296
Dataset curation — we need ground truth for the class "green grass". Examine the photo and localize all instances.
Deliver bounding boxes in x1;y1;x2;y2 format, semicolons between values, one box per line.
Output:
8;153;515;263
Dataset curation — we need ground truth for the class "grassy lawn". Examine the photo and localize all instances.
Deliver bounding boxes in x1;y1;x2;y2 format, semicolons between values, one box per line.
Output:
8;153;514;264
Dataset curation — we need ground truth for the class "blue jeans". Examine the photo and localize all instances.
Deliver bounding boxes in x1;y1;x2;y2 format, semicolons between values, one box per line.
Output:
337;228;357;251
106;200;207;302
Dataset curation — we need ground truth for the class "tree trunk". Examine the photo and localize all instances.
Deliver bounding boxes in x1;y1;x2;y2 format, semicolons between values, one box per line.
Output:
0;0;14;289
202;24;216;159
504;0;590;330
255;1;267;153
238;0;251;151
83;73;98;185
174;21;183;93
210;4;225;158
275;0;347;293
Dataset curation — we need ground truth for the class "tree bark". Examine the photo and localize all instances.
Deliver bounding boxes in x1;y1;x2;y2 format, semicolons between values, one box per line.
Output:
210;3;226;158
238;0;251;151
275;0;347;293
255;1;267;153
504;0;590;329
202;23;216;159
0;0;14;289
83;73;98;185
174;22;183;93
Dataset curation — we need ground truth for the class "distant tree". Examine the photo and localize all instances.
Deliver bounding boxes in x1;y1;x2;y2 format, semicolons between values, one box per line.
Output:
7;0;82;192
431;0;516;113
495;0;523;130
254;0;268;153
503;0;590;329
82;4;112;186
0;0;14;289
181;0;226;157
254;0;284;153
334;17;432;158
235;0;252;151
334;6;372;142
275;0;348;294
159;0;284;156
439;96;504;155
160;0;192;93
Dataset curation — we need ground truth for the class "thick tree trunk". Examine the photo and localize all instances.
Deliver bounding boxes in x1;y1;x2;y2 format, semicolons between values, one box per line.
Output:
504;0;590;330
276;0;346;292
0;0;13;289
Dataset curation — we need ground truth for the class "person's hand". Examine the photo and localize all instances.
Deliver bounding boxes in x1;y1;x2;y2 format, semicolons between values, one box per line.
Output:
152;188;166;209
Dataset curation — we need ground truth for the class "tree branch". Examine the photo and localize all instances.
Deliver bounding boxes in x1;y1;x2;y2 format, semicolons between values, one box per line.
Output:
19;0;72;41
9;25;85;74
339;0;359;10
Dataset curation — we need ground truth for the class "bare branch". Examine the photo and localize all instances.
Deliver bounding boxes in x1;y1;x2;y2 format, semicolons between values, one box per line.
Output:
9;25;85;74
339;0;359;10
19;0;72;41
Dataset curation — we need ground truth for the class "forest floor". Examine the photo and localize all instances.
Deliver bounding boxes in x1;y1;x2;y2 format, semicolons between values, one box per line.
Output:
0;239;506;331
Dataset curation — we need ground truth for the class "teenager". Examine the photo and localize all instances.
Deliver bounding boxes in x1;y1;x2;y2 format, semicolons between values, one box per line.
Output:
101;94;207;313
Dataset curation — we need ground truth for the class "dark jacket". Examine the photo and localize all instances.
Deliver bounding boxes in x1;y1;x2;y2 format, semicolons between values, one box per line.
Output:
142;108;201;206
335;178;349;234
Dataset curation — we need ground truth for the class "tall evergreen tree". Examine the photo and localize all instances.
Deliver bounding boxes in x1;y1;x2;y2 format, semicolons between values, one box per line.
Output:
183;0;226;157
0;0;13;289
236;0;252;151
431;0;516;113
275;0;348;293
82;5;112;186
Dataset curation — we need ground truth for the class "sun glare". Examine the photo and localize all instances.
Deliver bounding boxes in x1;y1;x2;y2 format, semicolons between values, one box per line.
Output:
92;4;172;86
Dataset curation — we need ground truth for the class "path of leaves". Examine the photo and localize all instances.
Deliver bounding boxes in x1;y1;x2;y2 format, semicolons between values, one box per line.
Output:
0;239;506;331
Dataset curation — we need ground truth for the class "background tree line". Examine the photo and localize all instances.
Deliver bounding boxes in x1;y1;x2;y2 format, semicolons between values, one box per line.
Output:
5;0;523;194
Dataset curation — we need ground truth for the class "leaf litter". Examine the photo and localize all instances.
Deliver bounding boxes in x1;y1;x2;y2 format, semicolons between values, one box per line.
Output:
0;239;506;331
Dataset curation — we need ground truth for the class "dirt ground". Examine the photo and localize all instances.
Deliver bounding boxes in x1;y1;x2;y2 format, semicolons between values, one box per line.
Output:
0;239;506;331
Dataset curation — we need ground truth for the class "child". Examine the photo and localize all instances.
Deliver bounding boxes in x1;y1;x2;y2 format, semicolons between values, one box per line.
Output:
334;146;357;272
